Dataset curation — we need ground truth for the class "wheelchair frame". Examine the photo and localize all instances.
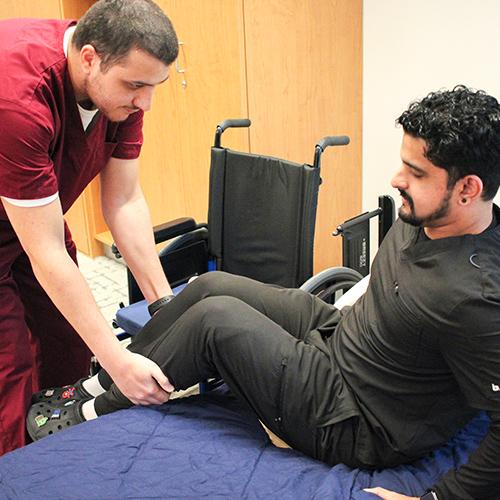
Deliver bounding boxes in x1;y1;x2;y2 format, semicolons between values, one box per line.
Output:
300;195;395;304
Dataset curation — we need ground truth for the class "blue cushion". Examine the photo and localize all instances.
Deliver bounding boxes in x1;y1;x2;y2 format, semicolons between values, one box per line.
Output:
115;283;187;336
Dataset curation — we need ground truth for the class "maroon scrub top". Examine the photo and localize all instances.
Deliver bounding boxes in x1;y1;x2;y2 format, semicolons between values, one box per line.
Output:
0;18;144;221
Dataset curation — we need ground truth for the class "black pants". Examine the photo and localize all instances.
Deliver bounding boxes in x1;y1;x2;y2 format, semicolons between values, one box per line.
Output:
95;272;358;465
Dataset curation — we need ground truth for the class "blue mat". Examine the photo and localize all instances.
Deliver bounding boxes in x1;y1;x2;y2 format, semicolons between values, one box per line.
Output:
0;390;488;499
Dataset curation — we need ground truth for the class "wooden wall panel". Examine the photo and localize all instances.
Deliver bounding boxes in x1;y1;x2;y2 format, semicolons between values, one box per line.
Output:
139;0;249;226
244;0;363;272
0;1;61;19
60;0;94;19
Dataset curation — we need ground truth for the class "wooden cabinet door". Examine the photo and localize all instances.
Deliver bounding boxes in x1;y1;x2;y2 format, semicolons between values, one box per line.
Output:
0;0;61;19
244;0;363;271
61;0;94;19
139;0;250;225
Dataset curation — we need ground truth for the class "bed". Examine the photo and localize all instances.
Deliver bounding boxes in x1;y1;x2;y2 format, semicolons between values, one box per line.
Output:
0;386;488;499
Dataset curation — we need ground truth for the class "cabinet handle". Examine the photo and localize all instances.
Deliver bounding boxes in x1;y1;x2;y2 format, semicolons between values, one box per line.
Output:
175;41;187;89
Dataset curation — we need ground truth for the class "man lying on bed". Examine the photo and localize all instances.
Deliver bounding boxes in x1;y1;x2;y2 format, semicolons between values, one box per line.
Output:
27;86;500;500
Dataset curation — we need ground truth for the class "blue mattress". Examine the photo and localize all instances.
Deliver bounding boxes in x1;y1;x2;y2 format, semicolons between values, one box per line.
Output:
0;389;488;499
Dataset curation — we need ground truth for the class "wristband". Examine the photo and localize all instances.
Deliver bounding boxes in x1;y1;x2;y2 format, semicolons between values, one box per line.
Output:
420;491;438;500
148;295;174;316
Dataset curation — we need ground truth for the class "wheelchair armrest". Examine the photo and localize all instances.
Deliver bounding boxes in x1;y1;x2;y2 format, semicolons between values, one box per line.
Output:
153;217;199;244
111;217;202;258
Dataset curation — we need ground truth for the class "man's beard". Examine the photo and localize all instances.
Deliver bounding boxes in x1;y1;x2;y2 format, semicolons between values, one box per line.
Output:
82;76;139;123
398;188;452;227
78;98;97;111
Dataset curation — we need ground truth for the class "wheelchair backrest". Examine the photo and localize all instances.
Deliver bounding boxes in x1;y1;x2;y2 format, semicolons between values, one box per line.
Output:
208;147;321;288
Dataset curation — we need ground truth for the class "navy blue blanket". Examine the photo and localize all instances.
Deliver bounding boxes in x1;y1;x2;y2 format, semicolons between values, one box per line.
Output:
0;391;488;499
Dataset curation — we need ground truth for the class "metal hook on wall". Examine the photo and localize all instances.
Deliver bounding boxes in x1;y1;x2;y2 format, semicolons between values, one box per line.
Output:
175;41;187;89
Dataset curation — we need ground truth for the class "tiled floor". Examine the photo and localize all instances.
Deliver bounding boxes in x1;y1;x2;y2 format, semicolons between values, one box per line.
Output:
77;251;128;329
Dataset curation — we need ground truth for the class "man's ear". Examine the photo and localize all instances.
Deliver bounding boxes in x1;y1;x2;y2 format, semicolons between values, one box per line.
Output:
79;44;99;74
456;174;484;204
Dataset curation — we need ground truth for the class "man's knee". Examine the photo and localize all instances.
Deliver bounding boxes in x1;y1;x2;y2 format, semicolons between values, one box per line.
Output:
184;296;254;340
191;294;244;319
147;296;253;387
187;271;239;297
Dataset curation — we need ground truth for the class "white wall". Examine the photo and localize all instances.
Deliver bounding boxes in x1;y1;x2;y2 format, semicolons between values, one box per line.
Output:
363;0;500;217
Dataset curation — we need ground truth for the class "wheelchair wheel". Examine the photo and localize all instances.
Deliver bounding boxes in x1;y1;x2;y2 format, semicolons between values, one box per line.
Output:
300;266;363;305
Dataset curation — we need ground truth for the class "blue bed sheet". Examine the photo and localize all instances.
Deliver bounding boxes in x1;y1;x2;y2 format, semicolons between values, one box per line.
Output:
0;389;488;499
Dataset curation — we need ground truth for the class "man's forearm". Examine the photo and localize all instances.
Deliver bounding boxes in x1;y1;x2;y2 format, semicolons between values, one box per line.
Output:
29;247;127;373
104;194;172;303
30;247;174;404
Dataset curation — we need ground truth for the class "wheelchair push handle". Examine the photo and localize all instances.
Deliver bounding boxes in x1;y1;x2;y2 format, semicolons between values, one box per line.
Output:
214;119;251;148
218;118;251;131
313;135;350;169
317;135;350;150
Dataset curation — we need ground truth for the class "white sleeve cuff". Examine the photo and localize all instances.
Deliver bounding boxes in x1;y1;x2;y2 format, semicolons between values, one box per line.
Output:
1;192;59;208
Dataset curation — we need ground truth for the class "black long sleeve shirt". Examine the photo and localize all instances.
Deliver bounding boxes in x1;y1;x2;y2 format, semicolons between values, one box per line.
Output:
331;207;500;499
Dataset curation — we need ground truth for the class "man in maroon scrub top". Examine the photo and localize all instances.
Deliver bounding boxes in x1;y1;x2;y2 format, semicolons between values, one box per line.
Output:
0;0;179;454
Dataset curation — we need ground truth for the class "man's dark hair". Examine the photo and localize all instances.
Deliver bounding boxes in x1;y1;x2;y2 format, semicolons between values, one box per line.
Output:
397;85;500;200
72;0;178;69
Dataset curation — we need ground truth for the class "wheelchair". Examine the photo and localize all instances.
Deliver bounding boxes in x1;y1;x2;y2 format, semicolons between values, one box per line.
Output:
112;119;351;337
110;119;395;371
